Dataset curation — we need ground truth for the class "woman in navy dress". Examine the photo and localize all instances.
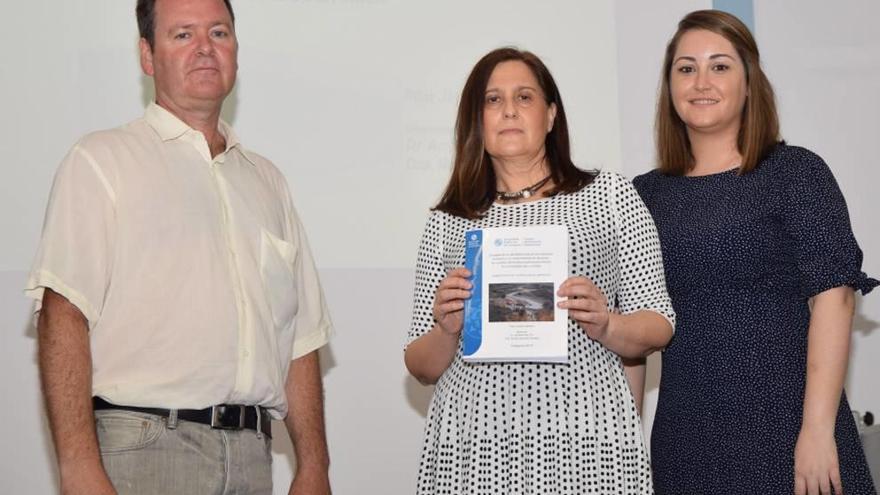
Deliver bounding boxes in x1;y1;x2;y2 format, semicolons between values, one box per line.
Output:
633;10;878;495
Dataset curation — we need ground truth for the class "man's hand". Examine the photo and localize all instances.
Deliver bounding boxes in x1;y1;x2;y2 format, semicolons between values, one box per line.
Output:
60;460;117;495
39;289;115;495
289;466;331;495
284;351;331;495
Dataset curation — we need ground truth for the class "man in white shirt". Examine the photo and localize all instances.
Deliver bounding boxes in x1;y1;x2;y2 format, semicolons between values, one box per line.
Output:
26;0;333;493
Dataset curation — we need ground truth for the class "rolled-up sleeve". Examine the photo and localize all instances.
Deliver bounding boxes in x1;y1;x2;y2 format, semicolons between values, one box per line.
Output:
25;143;117;327
286;202;334;360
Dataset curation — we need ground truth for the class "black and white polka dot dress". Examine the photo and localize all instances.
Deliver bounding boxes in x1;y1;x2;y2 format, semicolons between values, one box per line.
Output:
408;172;675;494
634;144;878;494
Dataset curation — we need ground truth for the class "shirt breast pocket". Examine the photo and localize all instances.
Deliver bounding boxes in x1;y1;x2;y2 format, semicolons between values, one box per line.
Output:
260;229;298;331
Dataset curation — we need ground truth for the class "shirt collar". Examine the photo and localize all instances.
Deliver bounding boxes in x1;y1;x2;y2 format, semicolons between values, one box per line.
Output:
143;102;256;166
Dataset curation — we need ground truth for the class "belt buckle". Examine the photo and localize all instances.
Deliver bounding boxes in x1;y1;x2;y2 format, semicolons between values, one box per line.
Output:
210;405;246;429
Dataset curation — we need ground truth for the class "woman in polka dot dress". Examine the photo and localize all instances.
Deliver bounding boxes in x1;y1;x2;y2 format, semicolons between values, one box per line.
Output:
633;10;878;495
405;47;675;494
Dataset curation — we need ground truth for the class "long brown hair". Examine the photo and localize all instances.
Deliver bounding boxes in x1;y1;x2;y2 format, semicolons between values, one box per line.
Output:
434;47;596;219
656;10;780;175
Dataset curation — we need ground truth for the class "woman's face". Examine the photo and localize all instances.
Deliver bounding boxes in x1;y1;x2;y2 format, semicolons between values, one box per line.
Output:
670;29;747;137
482;61;556;165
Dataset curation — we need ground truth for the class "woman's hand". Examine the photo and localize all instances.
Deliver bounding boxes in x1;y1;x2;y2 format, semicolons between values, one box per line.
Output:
557;276;611;343
794;426;843;495
795;286;855;495
433;268;472;335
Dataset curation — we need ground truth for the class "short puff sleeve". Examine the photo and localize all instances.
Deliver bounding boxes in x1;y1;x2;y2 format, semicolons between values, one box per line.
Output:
776;147;878;297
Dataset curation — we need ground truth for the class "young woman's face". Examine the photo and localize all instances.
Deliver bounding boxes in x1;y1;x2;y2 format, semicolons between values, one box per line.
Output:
670;29;747;137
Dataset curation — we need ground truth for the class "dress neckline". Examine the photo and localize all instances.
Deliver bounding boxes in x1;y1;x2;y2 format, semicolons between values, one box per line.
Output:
683;165;740;179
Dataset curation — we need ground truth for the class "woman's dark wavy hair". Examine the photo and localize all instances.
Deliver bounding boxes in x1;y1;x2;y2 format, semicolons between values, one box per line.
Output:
434;47;596;219
656;10;780;175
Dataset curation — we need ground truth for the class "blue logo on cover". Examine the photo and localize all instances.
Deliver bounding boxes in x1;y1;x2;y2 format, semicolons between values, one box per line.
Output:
494;238;503;247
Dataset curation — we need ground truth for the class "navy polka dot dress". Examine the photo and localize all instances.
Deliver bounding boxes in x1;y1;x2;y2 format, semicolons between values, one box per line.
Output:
634;144;878;494
408;172;675;494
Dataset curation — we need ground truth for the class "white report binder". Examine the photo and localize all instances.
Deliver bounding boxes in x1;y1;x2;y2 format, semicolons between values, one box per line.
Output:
462;226;569;363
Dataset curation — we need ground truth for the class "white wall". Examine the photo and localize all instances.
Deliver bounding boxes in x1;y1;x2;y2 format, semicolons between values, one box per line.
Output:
225;0;623;269
2;1;878;493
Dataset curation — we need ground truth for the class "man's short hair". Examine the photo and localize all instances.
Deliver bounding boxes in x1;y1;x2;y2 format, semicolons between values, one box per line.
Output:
136;0;236;50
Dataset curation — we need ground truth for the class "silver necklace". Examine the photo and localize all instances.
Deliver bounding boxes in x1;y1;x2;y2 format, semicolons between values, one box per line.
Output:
496;175;552;202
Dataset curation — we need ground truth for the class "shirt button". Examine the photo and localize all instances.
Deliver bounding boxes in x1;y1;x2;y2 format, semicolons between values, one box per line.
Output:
242;349;250;358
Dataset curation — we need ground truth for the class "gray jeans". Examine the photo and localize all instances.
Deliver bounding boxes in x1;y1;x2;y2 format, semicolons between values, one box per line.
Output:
95;409;273;495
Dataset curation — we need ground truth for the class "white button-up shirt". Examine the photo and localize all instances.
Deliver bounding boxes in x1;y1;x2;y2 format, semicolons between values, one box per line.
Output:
26;103;333;418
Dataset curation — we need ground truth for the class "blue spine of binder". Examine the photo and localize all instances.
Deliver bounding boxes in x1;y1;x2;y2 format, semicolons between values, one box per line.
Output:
462;229;483;356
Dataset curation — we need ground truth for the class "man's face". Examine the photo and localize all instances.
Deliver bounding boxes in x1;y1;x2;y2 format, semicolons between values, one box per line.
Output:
140;0;238;114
